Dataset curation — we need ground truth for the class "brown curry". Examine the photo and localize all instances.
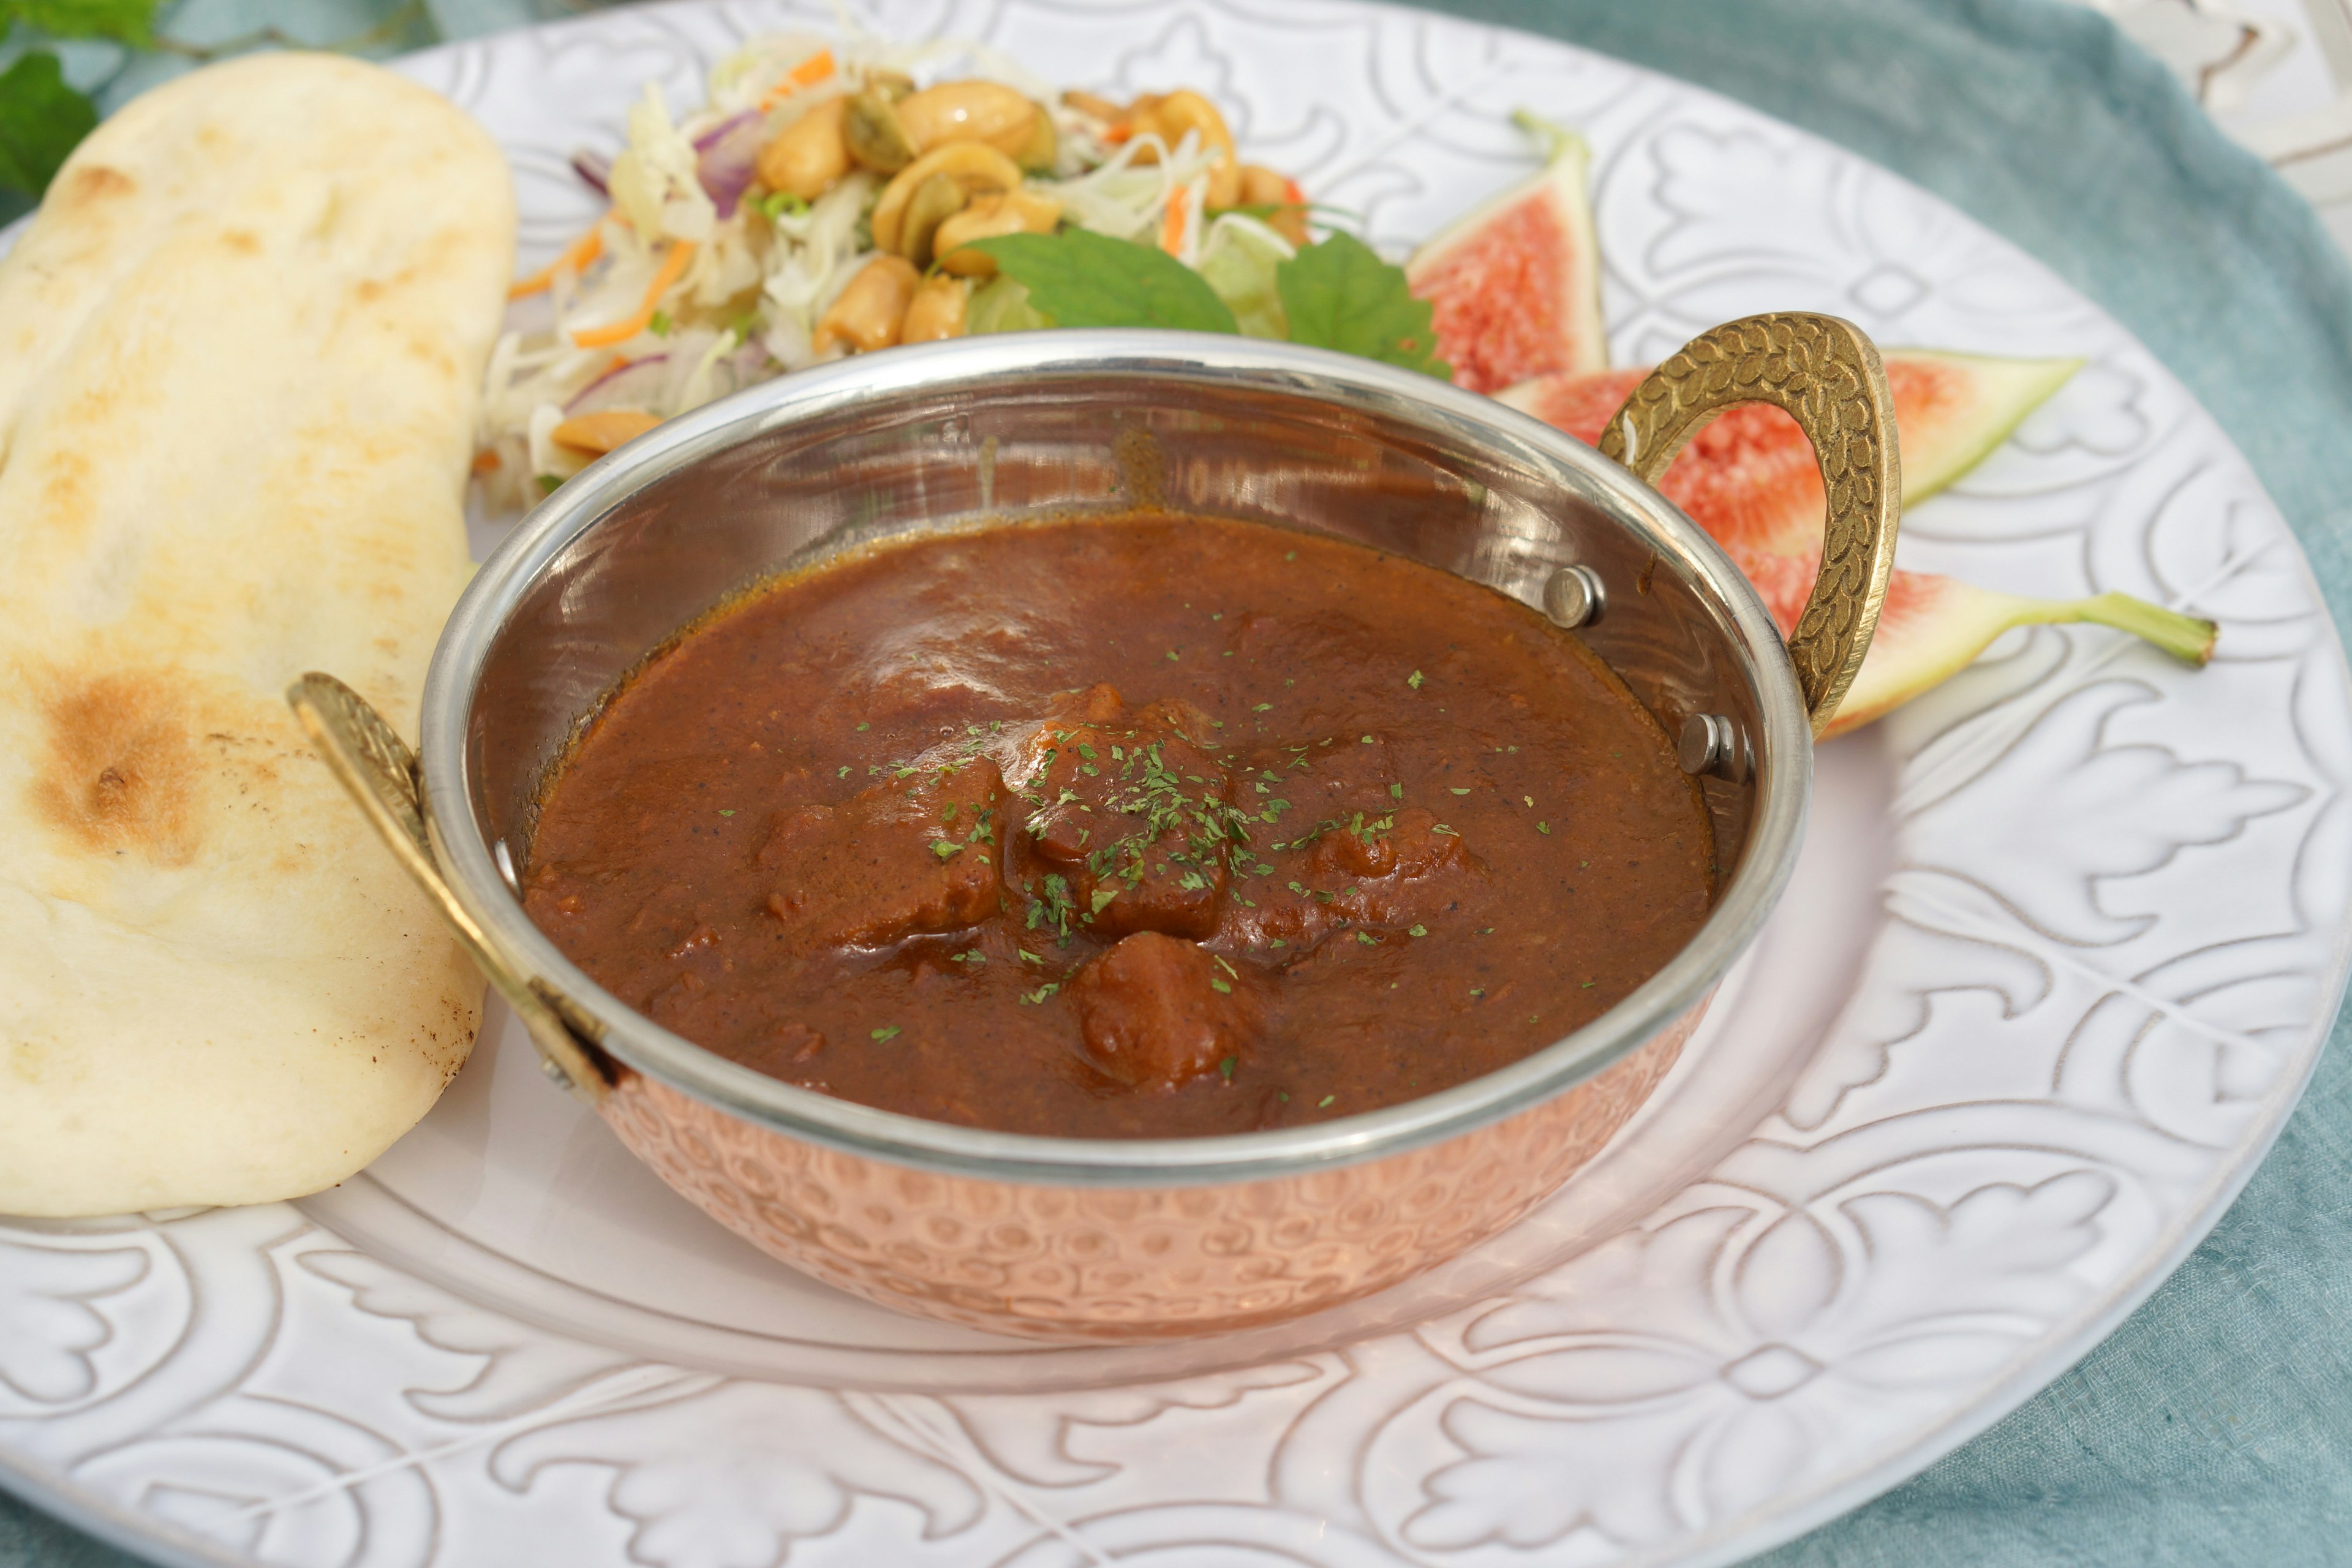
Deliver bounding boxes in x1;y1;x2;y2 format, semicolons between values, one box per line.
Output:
522;513;1715;1138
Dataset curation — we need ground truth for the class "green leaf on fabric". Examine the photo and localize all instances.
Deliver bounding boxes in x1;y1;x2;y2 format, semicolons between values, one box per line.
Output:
3;0;159;47
1275;232;1451;380
965;230;1239;334
0;51;99;203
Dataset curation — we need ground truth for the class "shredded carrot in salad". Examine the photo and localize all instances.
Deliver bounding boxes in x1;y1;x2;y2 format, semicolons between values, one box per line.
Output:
760;48;835;106
508;222;606;300
1158;195;1186;256
571;241;697;348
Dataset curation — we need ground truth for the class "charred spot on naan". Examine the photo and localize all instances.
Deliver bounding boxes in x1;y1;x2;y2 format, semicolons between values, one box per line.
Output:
36;449;98;543
31;671;203;864
50;164;136;212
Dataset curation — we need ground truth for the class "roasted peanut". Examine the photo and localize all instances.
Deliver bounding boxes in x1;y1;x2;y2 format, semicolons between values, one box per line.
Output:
899;173;970;268
1015;103;1058;171
1129;89;1242;207
870;142;1023;255
1061;88;1125;123
896;80;1039;157
843;90;918;173
935;188;1064;276
813;255;921;353
550;409;662;456
1240;163;1308;244
901;274;971;341
755;97;851;202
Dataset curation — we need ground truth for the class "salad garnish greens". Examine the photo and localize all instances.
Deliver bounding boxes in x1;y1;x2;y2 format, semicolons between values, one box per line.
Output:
481;30;1439;507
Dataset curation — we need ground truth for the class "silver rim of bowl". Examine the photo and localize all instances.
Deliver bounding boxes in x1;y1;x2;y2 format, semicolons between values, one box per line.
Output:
420;330;1814;1188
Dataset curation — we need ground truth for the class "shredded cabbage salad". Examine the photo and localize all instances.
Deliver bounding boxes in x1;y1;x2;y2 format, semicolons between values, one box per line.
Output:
479;30;1311;511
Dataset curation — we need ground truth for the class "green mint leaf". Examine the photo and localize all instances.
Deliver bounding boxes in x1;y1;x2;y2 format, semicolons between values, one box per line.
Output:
4;0;159;46
0;51;99;203
966;229;1239;335
1276;231;1451;380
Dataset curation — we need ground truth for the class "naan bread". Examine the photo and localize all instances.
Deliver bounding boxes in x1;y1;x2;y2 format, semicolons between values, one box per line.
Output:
0;54;514;1215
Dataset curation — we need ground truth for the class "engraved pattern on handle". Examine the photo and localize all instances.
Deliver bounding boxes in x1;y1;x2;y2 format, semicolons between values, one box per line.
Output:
1598;312;1901;735
288;673;614;1104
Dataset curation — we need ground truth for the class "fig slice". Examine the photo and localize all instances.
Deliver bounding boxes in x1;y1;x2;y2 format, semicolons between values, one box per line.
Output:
1404;112;1604;394
1499;350;2215;736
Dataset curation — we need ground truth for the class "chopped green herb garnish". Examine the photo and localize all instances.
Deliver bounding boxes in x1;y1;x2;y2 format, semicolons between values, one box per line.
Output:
856;722;870;732
1356;931;1378;946
1019;982;1061;1006
1253;703;1273;712
1408;924;1428;937
932;839;962;859
1471;987;1485;998
1449;788;1471;796
870;1025;901;1042
1537;821;1551;834
949;949;985;964
718;809;735;817
1019;949;1044;964
1218;1054;1237;1078
1408;670;1425;690
1166;649;1180;661
1210;977;1234;995
1389;782;1403;800
1317;1095;1336;1108
1091;887;1120;914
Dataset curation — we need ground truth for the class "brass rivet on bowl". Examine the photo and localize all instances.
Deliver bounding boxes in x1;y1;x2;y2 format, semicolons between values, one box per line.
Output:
1542;564;1605;628
1678;712;1749;782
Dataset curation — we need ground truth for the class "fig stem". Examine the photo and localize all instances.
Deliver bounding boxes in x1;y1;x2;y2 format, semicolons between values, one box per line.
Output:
2021;591;2217;666
1509;108;1580;164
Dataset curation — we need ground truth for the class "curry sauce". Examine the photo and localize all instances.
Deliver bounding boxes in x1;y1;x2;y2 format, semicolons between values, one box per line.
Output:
522;513;1716;1137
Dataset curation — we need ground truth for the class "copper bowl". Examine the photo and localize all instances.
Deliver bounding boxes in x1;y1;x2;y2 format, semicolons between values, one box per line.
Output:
296;315;1899;1342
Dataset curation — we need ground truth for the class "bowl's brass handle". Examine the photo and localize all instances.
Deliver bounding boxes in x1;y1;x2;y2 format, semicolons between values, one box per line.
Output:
1597;312;1901;737
287;673;613;1105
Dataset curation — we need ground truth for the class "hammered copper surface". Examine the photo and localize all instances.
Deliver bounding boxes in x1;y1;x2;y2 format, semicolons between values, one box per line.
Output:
597;999;1701;1341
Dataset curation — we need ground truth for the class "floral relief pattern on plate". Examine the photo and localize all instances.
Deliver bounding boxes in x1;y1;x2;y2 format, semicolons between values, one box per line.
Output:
2;2;2346;1566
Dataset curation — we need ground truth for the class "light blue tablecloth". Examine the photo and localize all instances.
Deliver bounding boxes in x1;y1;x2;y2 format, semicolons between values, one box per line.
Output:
7;0;2352;1562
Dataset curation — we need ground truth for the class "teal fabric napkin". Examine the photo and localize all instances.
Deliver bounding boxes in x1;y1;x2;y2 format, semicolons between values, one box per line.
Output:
6;1;2351;1562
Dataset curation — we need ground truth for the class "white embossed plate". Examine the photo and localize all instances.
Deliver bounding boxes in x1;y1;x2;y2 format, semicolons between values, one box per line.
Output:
4;2;2347;1564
